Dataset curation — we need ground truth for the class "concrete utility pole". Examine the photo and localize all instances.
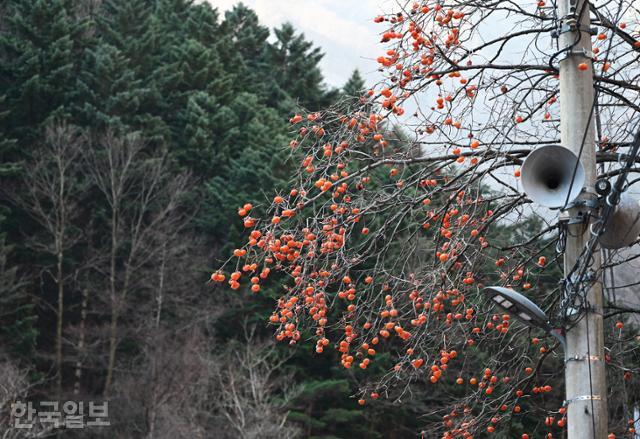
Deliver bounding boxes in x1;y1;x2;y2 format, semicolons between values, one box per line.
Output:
558;0;608;436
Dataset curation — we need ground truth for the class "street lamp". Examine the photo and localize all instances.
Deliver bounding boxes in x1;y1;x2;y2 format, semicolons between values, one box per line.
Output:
483;286;565;349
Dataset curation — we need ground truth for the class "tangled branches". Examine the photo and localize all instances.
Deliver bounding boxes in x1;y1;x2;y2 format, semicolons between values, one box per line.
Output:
212;1;640;437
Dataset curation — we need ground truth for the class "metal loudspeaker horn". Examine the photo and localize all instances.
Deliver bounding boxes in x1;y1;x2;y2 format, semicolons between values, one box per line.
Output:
599;193;640;249
521;145;585;208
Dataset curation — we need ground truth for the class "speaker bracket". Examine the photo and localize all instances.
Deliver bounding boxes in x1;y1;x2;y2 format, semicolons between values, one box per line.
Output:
563;197;598;224
569;213;587;225
565;198;599;210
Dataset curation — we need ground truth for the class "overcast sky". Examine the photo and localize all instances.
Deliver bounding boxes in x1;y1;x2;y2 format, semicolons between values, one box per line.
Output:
204;0;394;89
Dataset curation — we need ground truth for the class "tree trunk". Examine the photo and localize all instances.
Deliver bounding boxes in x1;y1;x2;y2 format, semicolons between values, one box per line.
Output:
73;287;88;395
105;310;118;396
56;250;64;399
146;243;166;439
146;358;158;439
104;209;118;396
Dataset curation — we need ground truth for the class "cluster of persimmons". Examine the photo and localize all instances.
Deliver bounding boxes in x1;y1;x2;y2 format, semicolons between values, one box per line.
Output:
211;1;639;437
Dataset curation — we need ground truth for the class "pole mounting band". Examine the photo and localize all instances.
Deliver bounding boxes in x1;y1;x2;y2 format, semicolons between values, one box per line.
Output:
558;48;594;62
563;395;602;406
552;23;597;38
565;354;602;363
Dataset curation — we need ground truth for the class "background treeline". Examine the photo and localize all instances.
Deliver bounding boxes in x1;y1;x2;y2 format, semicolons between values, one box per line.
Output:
0;0;433;437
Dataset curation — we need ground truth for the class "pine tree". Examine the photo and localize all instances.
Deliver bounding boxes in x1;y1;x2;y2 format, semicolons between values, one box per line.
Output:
90;0;170;142
158;29;236;178
184;1;221;47
77;43;149;132
98;0;156;71
176;90;221;176
202;92;291;248
342;69;366;99
0;0;89;147
221;3;270;75
264;23;338;110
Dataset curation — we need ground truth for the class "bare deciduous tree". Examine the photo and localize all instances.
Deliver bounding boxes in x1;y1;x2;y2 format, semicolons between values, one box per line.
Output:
208;325;300;439
84;130;193;396
0;358;54;439
7;124;86;398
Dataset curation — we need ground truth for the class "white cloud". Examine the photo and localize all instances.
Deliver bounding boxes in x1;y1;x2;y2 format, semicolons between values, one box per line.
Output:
205;0;388;87
254;1;374;52
256;1;380;86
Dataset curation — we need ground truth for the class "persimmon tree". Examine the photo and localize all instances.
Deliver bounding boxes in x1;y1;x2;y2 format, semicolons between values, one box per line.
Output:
212;1;640;437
